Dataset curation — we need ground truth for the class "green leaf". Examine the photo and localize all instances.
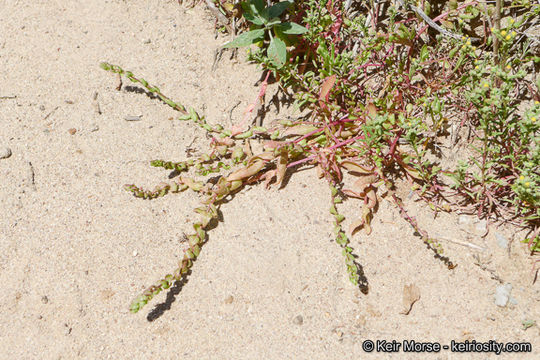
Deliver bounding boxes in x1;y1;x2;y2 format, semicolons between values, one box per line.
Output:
223;29;265;48
274;25;291;45
241;0;268;25
267;36;287;67
277;22;308;35
267;1;291;18
420;45;429;62
243;12;266;25
250;0;265;14
266;17;282;27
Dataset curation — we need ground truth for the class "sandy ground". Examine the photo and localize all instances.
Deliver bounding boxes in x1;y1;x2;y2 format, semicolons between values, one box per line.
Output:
0;1;538;359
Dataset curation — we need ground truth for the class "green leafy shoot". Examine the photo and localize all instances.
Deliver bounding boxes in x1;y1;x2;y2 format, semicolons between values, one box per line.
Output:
222;0;307;68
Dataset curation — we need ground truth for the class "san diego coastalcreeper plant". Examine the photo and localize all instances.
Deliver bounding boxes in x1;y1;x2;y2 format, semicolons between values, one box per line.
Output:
101;0;538;315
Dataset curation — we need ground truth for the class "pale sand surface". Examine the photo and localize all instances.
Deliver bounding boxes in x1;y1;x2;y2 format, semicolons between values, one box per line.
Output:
0;1;538;359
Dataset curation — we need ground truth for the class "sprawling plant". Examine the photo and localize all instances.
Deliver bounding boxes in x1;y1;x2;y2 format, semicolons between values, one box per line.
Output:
101;0;538;314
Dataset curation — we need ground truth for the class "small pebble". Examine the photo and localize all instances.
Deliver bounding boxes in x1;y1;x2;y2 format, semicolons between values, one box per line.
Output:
475;219;487;233
41;295;49;304
68;128;77;135
124;115;143;121
458;215;473;225
494;283;512;307
0;146;12;159
292;315;304;325
90;124;99;132
39;105;45;111
132;250;138;257
143;39;151;44
224;295;234;304
495;232;508;250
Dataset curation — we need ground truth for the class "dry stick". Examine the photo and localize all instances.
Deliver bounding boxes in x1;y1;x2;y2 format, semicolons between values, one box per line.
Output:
415;1;481;41
204;0;230;26
437;236;485;251
396;0;473;40
493;0;502;65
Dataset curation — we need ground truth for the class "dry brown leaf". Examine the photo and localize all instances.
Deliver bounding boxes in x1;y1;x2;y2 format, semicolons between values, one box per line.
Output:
275;150;288;188
349;218;364;235
226;160;265;181
401;284;420;315
349;204;372;235
366;102;378;119
283;124;318;136
262;169;276;189
366;187;378;209
345;175;378;198
250;151;275;162
319;74;336;101
341;160;372;175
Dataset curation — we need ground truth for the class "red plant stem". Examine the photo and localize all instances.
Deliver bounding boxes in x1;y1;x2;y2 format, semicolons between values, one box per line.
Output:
287;134;365;168
387;129;403;159
291;114;355;145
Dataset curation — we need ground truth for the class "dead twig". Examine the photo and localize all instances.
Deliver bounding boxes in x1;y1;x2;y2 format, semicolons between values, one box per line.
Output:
204;0;230;26
43;106;59;121
397;0;480;41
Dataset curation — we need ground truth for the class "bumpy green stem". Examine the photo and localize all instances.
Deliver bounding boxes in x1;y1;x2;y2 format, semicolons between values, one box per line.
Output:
329;185;361;285
151;159;192;172
124;175;204;200
101;62;274;140
130;221;209;313
100;62;188;113
128;174;245;313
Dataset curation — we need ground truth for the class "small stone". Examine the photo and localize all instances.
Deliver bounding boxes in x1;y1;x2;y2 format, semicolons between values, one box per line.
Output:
475;219;487;233
124;115;143;121
495;232;508;250
68;128;77;135
90;124;99;132
143;39;151;44
41;296;49;304
494;283;512;307
292;315;303;325
224;295;234;304
458;215;473;225
132;250;138;257
508;297;518;305
0;147;12;159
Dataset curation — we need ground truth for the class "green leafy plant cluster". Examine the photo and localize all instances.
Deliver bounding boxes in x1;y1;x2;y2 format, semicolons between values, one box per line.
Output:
223;0;307;68
101;0;539;314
